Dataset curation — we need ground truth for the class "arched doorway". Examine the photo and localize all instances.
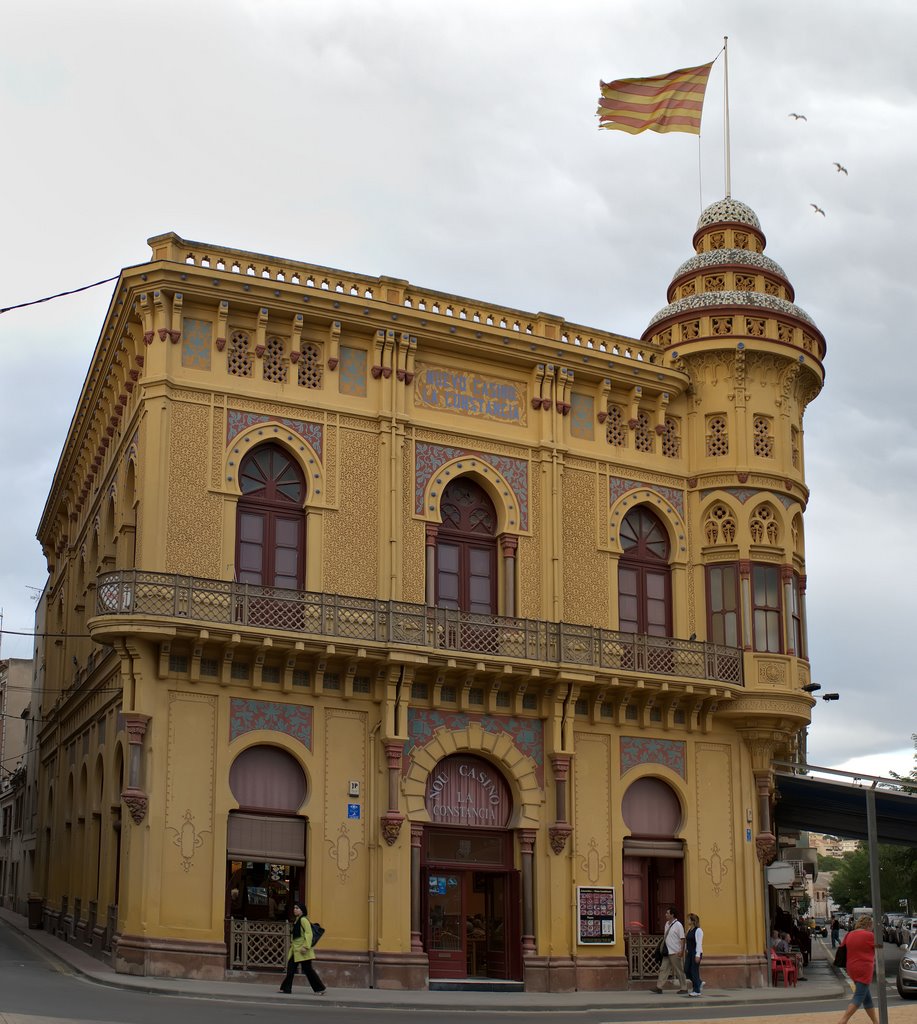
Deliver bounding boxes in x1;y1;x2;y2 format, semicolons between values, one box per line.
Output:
620;776;685;978
226;745;308;969
422;754;521;981
618;506;672;636
236;444;306;589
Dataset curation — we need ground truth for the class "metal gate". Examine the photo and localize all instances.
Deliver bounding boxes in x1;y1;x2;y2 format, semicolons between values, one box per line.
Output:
229;919;290;970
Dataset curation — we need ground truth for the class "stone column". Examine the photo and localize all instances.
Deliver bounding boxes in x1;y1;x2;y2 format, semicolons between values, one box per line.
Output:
410;823;424;952
781;565;795;655
739;560;753;649
121;713;151;824
380;742;405;846
499;534;518;617
519;828;537;954
425;524;438;606
548;755;572;854
798;574;808;658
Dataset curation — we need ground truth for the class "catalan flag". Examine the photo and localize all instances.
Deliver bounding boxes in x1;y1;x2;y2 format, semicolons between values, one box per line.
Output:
597;62;713;135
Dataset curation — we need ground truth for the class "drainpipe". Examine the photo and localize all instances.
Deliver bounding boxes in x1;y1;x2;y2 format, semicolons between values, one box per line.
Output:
368;720;382;987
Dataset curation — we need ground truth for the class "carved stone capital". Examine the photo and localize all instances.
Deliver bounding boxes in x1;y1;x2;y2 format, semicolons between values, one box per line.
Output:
383;742;403;771
518;828;537;856
122;713;151;746
755;831;778;865
380;812;405;846
121;786;148;825
548;825;572;855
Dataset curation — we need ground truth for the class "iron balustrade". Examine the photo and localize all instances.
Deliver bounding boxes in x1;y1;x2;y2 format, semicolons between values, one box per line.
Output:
95;570;743;685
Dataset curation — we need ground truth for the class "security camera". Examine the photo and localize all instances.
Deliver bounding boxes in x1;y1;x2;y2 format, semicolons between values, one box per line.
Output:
822;693;840;701
801;683;821;693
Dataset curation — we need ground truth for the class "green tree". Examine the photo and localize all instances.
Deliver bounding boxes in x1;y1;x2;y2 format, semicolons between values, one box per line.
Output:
829;844;917;913
889;733;917;795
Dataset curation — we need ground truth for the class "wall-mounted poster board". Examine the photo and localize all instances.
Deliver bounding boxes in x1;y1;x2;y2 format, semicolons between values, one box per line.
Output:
577;886;615;944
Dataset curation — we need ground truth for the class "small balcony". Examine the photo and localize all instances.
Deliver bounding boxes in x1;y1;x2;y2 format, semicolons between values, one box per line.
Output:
93;569;743;685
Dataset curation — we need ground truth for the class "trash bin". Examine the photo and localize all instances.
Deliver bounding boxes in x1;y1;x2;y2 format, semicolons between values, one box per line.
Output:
27;896;43;930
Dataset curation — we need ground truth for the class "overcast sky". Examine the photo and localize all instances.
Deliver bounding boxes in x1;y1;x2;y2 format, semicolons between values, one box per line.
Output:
2;0;915;782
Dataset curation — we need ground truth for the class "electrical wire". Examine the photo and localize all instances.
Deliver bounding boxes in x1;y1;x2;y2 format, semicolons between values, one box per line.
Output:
0;275;119;315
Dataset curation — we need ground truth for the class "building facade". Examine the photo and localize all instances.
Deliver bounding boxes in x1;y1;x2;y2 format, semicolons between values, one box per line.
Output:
33;197;825;989
0;657;32;911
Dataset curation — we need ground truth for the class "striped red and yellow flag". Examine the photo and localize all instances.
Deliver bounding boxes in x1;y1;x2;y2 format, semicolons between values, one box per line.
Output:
597;62;713;135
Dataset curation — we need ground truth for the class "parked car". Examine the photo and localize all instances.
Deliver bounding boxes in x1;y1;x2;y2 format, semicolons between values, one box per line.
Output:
903;919;917;944
885;914;906;944
897;933;917;999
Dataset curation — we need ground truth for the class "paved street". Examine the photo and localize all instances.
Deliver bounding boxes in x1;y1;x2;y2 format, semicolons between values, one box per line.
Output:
1;910;916;1024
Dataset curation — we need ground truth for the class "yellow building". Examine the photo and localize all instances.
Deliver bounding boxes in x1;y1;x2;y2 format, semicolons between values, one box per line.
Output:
34;197;825;990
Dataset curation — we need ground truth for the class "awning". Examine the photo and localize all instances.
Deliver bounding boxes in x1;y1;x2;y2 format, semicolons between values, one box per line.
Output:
774;772;917;847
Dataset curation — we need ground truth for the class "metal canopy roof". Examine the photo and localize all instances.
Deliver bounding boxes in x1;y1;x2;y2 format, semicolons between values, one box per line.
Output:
774;772;917;847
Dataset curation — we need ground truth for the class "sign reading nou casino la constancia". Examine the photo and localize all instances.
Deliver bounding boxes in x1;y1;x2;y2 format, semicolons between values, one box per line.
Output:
425;755;512;828
414;365;527;426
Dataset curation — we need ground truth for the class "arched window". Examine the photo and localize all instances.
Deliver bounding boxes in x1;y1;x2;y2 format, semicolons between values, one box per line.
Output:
435;478;497;614
236;444;306;589
618;506;671;636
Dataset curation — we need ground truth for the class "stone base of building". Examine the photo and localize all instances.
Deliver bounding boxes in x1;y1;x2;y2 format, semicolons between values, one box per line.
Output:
113;933;228;979
522;954;766;992
524;955;630;992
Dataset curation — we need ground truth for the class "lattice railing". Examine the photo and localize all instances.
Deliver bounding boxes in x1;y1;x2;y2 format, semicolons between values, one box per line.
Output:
627;931;665;979
230;919;289;970
96;570;743;685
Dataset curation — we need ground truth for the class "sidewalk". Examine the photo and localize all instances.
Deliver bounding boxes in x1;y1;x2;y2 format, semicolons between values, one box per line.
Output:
0;908;892;1021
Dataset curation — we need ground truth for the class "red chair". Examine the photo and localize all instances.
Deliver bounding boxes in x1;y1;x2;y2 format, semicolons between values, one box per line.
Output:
771;951;798;987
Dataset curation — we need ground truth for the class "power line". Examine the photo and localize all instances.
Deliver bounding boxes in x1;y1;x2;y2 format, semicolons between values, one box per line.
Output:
0;275;119;315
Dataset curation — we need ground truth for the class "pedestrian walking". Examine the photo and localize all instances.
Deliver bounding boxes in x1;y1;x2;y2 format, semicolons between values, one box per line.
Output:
652;906;688;994
685;912;704;996
835;915;878;1024
278;902;326;995
831;917;840;949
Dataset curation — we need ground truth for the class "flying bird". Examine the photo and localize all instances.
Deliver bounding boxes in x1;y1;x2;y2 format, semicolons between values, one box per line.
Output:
810;204;826;216
833;162;848;174
788;112;807;120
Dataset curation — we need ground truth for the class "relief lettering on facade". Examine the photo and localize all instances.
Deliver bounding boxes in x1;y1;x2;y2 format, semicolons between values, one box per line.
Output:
414;364;527;425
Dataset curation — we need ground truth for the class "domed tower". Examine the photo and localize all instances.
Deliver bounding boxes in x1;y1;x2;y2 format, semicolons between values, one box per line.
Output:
642;197;826;860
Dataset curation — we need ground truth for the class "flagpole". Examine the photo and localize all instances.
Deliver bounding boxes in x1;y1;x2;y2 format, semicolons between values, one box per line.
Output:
723;35;732;198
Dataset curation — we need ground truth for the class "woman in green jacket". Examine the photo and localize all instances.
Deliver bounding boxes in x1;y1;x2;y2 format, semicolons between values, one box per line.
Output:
278;902;326;994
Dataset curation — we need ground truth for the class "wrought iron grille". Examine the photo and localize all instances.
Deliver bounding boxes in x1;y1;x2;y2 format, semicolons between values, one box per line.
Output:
627;931;665;979
96;570;743;685
229;919;289;970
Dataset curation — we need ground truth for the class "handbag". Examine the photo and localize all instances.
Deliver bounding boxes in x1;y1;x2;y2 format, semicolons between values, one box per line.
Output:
310;922;325;946
653;937;666;963
833;944;847;969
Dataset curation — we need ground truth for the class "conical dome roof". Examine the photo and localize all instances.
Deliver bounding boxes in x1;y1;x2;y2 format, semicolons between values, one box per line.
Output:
695;197;761;230
642;197;822;345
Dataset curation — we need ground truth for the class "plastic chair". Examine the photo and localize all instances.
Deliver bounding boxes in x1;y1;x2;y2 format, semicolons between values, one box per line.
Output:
771;951;798;987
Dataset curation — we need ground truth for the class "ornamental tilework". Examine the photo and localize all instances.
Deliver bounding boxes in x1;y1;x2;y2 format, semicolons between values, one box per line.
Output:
415;441;529;530
701;487;794;509
226;411;323;461
404;708;544;786
609;477;685;519
339;345;368;397
181;318;212;370
229;698;313;750
620;736;686;779
570;393;595;440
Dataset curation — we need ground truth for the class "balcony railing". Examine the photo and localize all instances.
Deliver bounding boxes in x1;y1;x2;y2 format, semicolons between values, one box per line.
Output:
94;570;743;685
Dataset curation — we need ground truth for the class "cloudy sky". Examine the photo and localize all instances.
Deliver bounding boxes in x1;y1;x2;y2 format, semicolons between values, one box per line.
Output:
2;0;915;781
